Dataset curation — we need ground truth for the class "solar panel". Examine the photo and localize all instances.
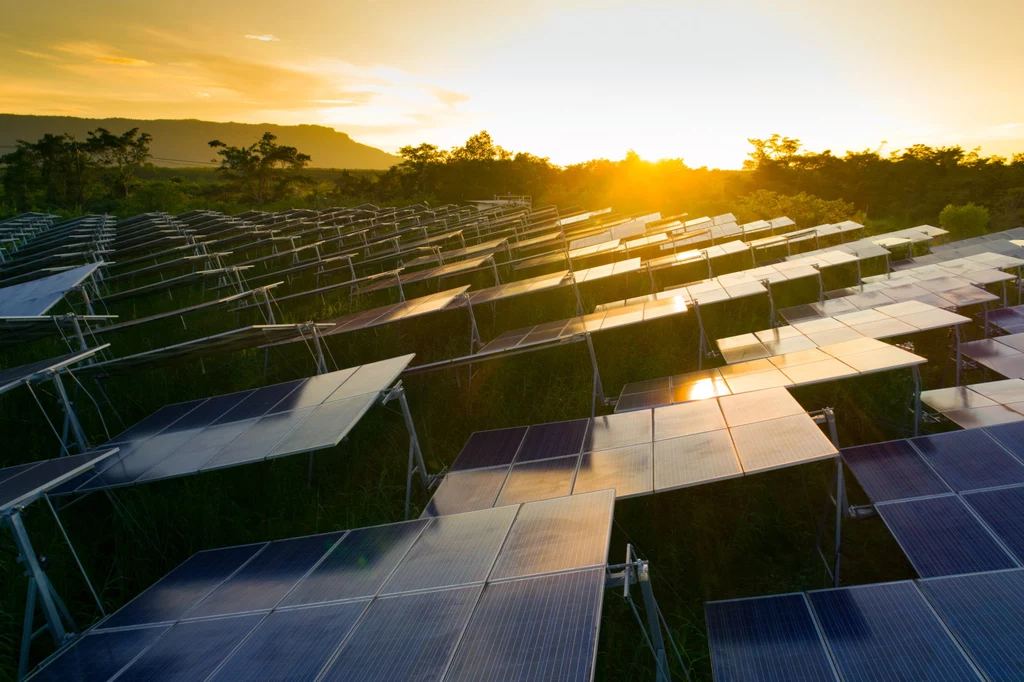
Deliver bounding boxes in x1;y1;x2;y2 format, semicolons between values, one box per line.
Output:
962;485;1024;561
918;569;1024;681
584;410;652;452
653;400;727;440
489;490;614;581
381;506;518;594
281;521;427;606
29;625;169;682
422;467;509;517
807;581;981;681
982;421;1024;459
320;587;481;682
921;386;997;412
0;262;99;317
912;430;1024;492
187;532;344;618
496;455;580;506
573;444;653;498
718;387;804;428
209;600;368;681
443;568;604;682
114;614;264;681
654;430;742;492
0;346;108;395
705;593;839;682
0;449;117;513
64;357;413;492
841;440;950;502
729;414;837;473
450;426;527;471
515;419;589;462
876;495;1017;577
943;405;1024;429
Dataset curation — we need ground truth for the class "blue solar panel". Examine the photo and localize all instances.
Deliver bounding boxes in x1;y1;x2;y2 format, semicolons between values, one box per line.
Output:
209;600;368;681
187;532;343;618
422;466;509;517
705;593;839;682
451;427;528;471
919;569;1024;682
320;586;481;681
808;581;981;681
516;419;589;463
380;506;517;594
963;485;1024;561
841;440;949;502
99;544;264;629
213;379;305;423
281;521;427;607
30;625;169;681
877;495;1017;577
444;568;604;682
983;421;1024;460
911;430;1024;492
115;614;263;681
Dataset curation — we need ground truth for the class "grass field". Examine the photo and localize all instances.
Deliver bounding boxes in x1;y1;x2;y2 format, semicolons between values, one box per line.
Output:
0;226;981;681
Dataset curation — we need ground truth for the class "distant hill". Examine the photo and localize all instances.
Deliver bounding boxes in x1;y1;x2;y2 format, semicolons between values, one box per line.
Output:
0;115;398;170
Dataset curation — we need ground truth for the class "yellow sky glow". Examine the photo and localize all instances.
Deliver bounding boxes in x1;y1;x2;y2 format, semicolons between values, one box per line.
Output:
2;0;1023;168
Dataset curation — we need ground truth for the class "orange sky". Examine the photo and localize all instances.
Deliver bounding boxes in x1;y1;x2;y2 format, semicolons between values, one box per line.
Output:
3;0;1024;168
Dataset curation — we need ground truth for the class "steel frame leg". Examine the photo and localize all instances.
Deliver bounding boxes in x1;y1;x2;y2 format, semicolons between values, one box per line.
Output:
51;373;89;454
584;333;605;418
911;365;922;436
7;510;77;680
955;324;962;385
384;383;429;519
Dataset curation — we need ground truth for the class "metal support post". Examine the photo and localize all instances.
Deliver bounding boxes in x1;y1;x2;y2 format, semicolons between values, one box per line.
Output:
50;372;89;454
638;562;671;682
67;314;89;352
489;256;501;287
911;365;922;437
855;257;862;288
309;324;328;375
6;510;76;680
395;272;406;302
464;298;483;353
383;382;429;519
955;324;962;386
763;279;775;328
258;287;277;324
584;332;606;417
694;300;710;370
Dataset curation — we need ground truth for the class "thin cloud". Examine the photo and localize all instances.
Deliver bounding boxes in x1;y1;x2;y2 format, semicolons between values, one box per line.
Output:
245;34;280;42
16;49;61;62
54;41;152;66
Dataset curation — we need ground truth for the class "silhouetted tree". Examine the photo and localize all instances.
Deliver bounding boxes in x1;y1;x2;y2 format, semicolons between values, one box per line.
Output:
208;132;311;206
87;127;152;199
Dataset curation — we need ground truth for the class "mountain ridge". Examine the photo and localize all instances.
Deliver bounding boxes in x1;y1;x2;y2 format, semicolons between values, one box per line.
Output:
0;115;398;170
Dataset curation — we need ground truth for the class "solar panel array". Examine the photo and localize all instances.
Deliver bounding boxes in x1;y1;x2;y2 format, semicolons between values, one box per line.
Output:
707;568;1024;681
717;302;968;364
0;263;102;317
424;388;837;516
0;449;118;513
841;421;1024;577
960;333;1024;380
616;339;926;412
0;346;108;395
922;379;1024;428
52;355;413;493
28;490;614;682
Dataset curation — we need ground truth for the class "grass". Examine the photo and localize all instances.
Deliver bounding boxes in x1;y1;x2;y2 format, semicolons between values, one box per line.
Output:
0;228;986;681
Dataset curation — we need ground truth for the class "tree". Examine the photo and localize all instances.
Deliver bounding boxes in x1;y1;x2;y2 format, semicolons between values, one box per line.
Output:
939;203;989;238
743;134;802;170
208;132;311;206
0;134;90;211
87;127;153;199
736;190;856;227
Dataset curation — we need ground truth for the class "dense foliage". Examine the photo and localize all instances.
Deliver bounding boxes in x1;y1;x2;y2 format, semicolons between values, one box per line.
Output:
3;128;1024;235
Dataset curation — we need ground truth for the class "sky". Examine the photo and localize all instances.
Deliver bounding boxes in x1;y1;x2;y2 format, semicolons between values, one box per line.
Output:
3;0;1024;168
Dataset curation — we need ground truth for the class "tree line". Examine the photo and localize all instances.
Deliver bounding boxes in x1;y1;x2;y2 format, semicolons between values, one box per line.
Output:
2;128;1023;239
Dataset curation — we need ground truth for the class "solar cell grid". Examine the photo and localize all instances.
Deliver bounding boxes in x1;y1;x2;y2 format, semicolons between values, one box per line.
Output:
496;455;580;506
918;569;1024;682
911;430;1024;492
451;426;528;471
654;429;742;492
320;586;481;682
381;506;517;594
187;532;343;618
705;593;839;682
718;387;804;428
281;521;425;606
877;495;1018;577
515;419;589;462
115;613;264;682
841;440;950;502
807;581;982;682
730;414;837;473
443;568;604;682
28;625;170;682
584;410;652;452
421;466;509;517
489;490;614;581
962;485;1024;561
209;600;368;682
573;444;653;498
653;399;727;440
